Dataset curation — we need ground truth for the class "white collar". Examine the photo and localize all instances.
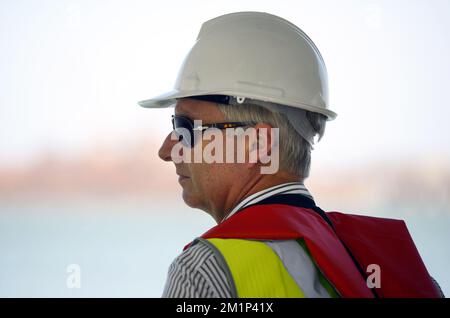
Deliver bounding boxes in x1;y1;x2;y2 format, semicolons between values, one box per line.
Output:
221;182;313;223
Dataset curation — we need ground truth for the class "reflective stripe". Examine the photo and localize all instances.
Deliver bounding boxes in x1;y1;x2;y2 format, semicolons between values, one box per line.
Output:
264;240;333;298
207;238;305;298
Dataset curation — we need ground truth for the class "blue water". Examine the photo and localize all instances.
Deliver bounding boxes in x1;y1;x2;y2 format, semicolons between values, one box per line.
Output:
0;198;215;297
0;198;449;297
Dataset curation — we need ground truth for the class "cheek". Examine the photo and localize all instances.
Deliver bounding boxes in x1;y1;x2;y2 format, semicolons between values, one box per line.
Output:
190;163;211;187
190;163;224;193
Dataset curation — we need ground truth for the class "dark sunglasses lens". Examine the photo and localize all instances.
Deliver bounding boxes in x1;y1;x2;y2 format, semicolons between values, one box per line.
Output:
172;116;194;147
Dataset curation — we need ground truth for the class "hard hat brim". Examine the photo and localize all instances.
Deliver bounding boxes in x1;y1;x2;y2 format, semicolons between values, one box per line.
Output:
138;89;183;108
138;89;231;108
139;90;337;120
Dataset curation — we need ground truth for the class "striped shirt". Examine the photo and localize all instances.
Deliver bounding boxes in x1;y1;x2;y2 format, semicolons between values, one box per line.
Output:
162;182;317;298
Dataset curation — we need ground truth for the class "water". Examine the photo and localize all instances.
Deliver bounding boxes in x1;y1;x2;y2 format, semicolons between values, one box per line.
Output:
0;198;215;297
0;198;448;297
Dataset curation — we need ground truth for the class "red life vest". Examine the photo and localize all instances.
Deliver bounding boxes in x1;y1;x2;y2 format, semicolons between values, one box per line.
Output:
185;204;440;298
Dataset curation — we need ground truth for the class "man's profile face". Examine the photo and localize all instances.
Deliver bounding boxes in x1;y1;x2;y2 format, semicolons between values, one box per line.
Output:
158;98;247;220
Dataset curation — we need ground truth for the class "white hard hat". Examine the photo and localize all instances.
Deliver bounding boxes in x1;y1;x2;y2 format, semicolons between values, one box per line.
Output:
138;11;337;121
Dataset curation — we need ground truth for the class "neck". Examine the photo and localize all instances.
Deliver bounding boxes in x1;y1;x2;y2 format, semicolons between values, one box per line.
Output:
213;171;303;224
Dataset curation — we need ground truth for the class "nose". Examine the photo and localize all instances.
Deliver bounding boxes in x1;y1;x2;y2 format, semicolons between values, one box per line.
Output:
158;132;178;162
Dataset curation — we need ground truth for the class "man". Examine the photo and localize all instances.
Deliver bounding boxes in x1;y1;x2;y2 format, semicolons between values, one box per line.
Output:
139;12;443;298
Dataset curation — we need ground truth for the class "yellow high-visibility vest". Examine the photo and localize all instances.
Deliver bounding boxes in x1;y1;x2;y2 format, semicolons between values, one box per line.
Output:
199;238;339;298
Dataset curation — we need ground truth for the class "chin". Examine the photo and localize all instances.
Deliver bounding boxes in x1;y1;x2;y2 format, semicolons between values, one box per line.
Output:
182;191;202;209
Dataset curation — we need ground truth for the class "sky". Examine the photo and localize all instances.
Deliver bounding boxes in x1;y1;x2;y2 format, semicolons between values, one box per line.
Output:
1;0;450;168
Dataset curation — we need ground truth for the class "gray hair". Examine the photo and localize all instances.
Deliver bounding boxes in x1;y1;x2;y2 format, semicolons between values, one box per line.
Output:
216;103;327;179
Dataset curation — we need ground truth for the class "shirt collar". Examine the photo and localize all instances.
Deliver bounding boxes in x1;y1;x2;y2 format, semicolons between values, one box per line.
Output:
221;182;314;223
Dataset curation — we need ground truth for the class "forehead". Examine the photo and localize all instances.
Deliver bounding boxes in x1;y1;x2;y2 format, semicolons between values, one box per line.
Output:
174;98;225;121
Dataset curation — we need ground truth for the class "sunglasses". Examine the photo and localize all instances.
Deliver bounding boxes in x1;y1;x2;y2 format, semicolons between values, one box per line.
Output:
171;115;253;147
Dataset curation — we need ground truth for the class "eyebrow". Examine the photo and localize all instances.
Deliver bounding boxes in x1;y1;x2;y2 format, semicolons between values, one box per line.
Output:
174;103;201;119
175;109;193;117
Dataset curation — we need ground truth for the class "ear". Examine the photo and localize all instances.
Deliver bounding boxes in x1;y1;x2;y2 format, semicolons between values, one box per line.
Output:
247;123;276;166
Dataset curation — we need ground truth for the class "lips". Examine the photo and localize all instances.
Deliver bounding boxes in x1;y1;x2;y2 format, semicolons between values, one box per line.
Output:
178;175;189;182
176;172;190;182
